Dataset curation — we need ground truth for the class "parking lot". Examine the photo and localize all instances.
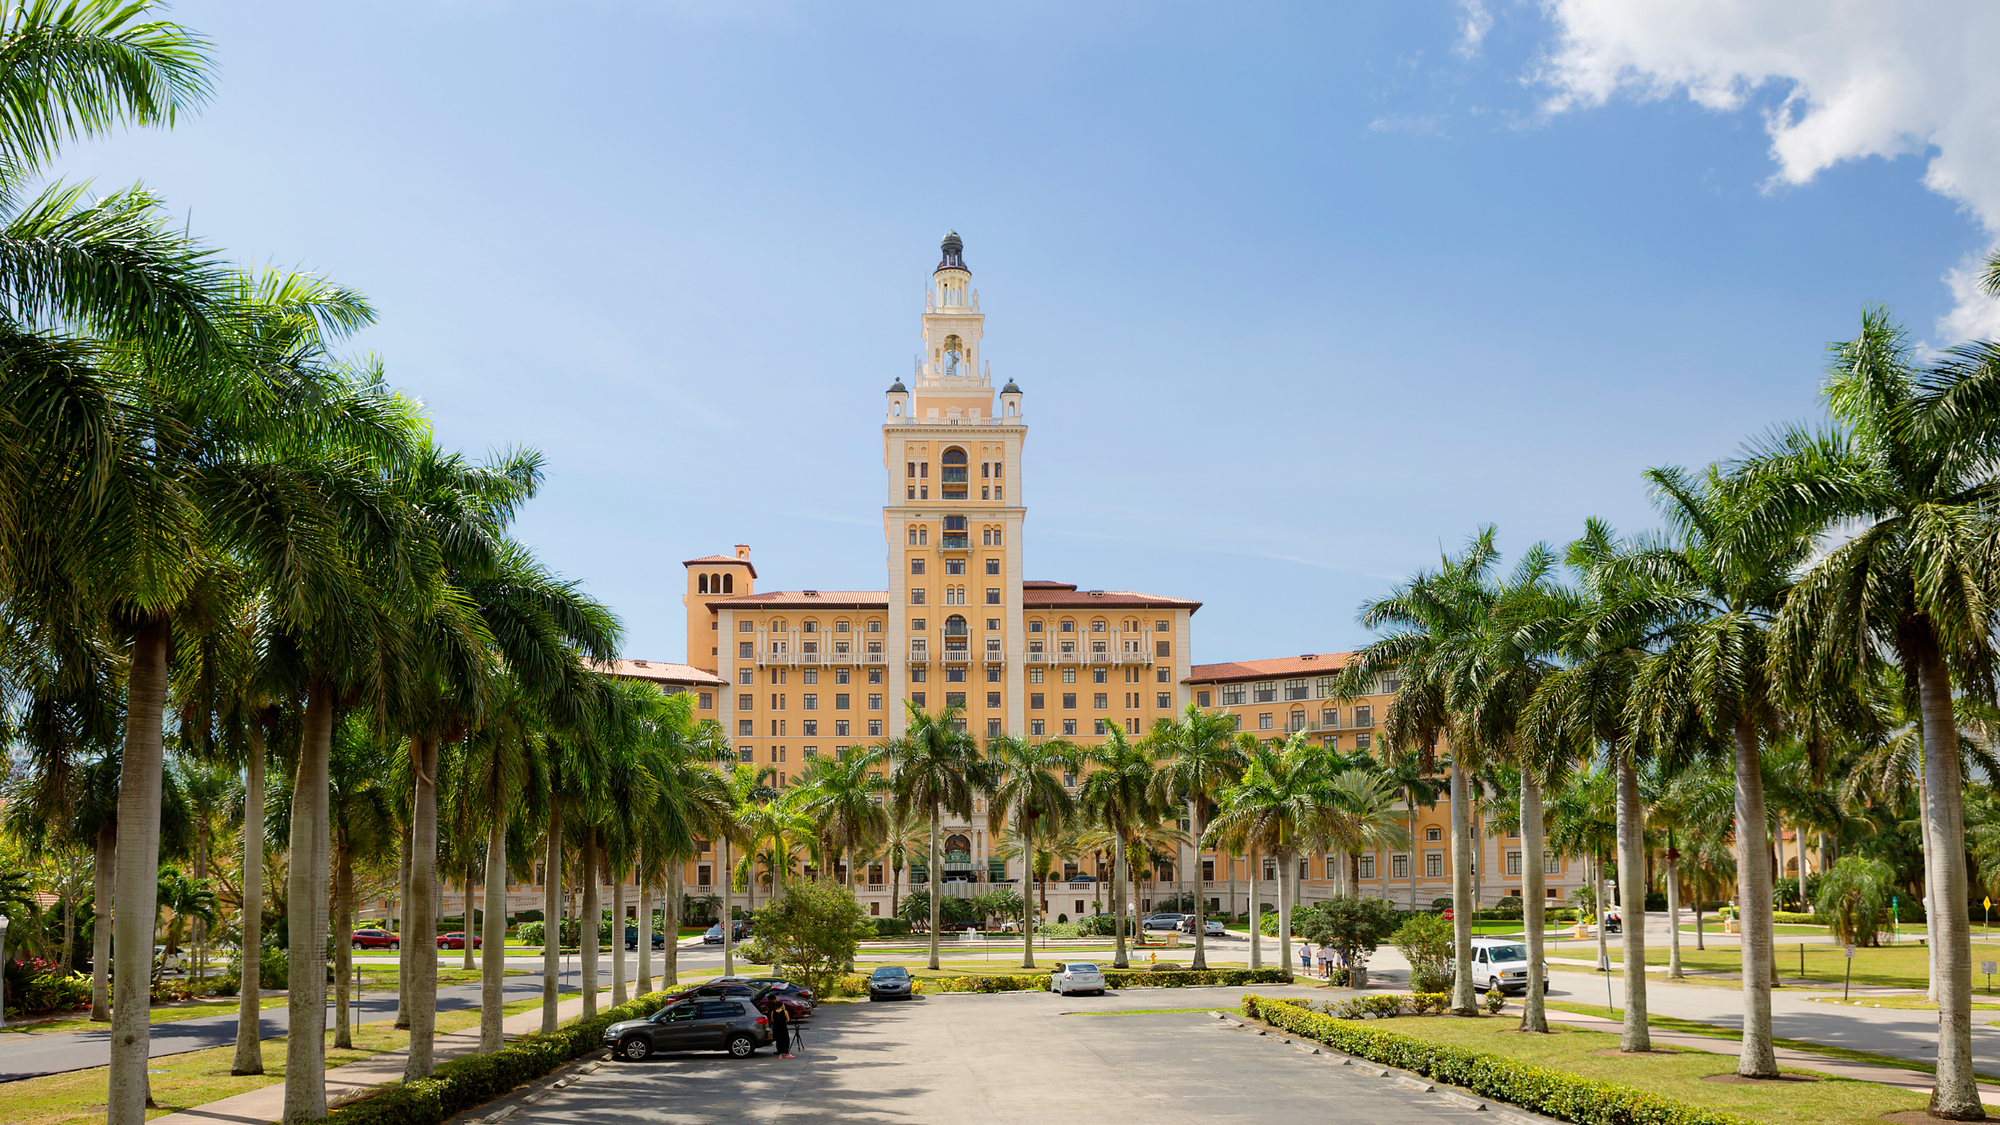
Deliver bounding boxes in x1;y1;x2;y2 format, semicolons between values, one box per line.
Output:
470;985;1497;1124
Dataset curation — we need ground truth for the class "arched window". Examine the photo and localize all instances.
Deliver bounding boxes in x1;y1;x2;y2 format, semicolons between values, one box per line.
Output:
698;574;709;594
941;448;969;499
944;615;968;636
722;573;734;593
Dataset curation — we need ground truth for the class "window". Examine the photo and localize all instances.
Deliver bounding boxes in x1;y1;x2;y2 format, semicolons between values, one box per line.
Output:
1062;693;1076;709
1124;717;1139;733
1391;854;1410;879
945;558;964;575
986;666;1002;682
769;719;784;736
1425;826;1441;842
868;694;883;710
836;668;850;683
986;558;1000;575
1221;685;1245;705
698;692;713;709
986;588;1001;604
941;448;968;499
835;693;849;710
1062;668;1076;684
1426;852;1444;878
911;618;926;631
697;865;712;887
1284;678;1308;701
770;693;785;710
945;691;965;707
1094;719;1108;735
911;559;925;575
802;693;817;710
910;667;926;683
1156;692;1171;708
911;589;925;605
911;692;925;708
736;669;752;685
1545;851;1561;875
1196;690;1211;707
1359;854;1376;879
737;693;753;710
945;666;966;682
1506;851;1523;876
1253;683;1278;703
1093;668;1108;684
740;620;755;633
1094;692;1108;709
1157;667;1170;683
1354;705;1373;727
988;718;1002;736
1029;620;1042;633
737;719;753;736
1322;707;1337;727
1029;668;1044;684
1060;620;1074;633
1355;732;1371;750
1258;712;1272;730
835;719;850;736
1030;693;1044;709
1156;640;1171;658
1062;719;1077;735
739;641;754;659
1031;719;1046;735
868;719;883;736
869;668;883;683
868;619;883;633
738;746;753;762
802;669;817;684
803;719;820;736
987;691;1001;708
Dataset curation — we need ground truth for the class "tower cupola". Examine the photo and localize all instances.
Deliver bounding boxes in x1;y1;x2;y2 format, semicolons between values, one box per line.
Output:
931;230;973;311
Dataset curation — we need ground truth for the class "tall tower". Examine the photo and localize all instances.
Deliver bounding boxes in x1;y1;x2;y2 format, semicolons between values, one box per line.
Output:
883;232;1028;737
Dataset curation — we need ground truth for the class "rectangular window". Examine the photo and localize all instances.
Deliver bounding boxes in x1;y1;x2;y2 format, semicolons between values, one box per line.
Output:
868;719;883;736
802;693;817;710
1425;852;1444;878
1284;678;1308;701
911;589;925;604
986;588;1000;604
1258;712;1273;730
739;746;753;762
1355;732;1371;750
1094;719;1108;735
945;666;966;682
987;691;1002;708
1062;693;1076;709
741;620;755;633
1031;719;1046;735
737;693;753;710
1221;686;1245;706
835;693;850;709
1030;692;1044;709
1062;719;1077;735
769;719;784;736
801;720;817;736
1157;640;1171;658
1125;717;1139;734
988;717;1001;736
911;559;925;574
945;691;965;707
771;693;785;710
1506;851;1523;876
1253;683;1277;703
1062;668;1077;683
739;669;754;685
1322;707;1337;727
1094;692;1108;709
911;692;925;708
737;719;753;736
910;667;926;682
697;865;711;887
1359;854;1375;880
739;641;754;659
945;558;964;575
868;694;882;710
835;719;850;736
1391;854;1409;879
698;692;713;709
1355;705;1373;727
907;461;915;478
1156;692;1172;708
1196;690;1212;707
1545;851;1561;875
986;558;1000;575
986;666;1002;682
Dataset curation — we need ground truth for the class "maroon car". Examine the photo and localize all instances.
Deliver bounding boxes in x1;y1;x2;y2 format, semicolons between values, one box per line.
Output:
667;980;810;1021
436;932;483;950
351;928;399;950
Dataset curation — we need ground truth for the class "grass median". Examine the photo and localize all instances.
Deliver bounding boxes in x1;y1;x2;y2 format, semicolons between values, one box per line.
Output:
1597;936;2000;990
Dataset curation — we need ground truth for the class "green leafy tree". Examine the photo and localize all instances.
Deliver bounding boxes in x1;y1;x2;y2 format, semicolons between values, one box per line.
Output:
1816;856;1897;949
749;878;873;1002
1294;896;1400;981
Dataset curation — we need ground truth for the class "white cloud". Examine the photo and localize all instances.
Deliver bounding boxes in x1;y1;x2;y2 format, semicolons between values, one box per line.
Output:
1533;0;2000;342
1455;0;1495;59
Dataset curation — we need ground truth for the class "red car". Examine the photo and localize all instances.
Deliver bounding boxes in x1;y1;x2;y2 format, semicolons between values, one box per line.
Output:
351;928;399;950
436;932;483;949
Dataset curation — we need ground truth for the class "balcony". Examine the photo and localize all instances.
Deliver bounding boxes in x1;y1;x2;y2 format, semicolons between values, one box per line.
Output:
983;645;1005;664
755;649;796;667
863;646;887;664
940;534;970;551
1307;716;1377;732
942;646;972;664
1117;648;1153;665
827;647;856;665
1026;649;1049;664
908;646;931;664
1057;647;1080;663
797;649;823;666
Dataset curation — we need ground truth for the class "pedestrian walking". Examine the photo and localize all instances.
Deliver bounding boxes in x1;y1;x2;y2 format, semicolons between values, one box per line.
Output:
1300;942;1313;976
771;1000;792;1058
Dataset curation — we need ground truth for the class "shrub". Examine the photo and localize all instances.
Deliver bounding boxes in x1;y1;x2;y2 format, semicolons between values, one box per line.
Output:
1039;922;1084;938
1240;996;1756;1125
228;946;288;991
209;975;241;998
871;919;911;938
1309;992;1450;1020
1078;913;1119;937
1431;898;1454;912
920;967;1290;994
1484;986;1506;1014
1493;896;1524;918
517;921;546;947
1392;912;1454;992
1772;912;1829;926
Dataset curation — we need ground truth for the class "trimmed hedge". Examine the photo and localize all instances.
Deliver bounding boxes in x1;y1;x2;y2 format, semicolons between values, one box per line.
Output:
1310;992;1451;1019
920;967;1292;994
871;918;912;937
1240;996;1754;1125
1771;912;1828;926
324;988;679;1125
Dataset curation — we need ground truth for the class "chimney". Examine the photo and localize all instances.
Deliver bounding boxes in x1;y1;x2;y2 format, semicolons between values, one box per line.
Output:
735;544;751;561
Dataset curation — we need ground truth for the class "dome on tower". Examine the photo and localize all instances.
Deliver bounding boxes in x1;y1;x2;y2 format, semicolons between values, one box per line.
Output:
888;379;907;394
1001;378;1020;394
936;231;968;274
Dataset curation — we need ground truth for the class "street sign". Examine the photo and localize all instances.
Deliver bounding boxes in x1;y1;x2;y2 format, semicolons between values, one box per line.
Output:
1984;961;1996;975
1845;945;1856;959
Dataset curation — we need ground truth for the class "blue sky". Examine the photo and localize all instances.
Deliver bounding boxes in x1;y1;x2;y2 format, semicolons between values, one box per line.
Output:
60;2;1995;663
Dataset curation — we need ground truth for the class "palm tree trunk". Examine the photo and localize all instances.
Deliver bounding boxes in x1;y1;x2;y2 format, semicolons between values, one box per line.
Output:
1019;818;1035;970
107;615;170;1125
580;829;599;1019
1278;845;1294;980
1666;838;1684;980
1190;795;1208;971
91;819;114;1022
1519;767;1548;1033
721;836;735;977
1408;787;1420;911
404;733;441;1082
636;849;652;996
1919;763;1940;1002
480;812;507;1053
1615;746;1649;1051
395;821;413;1030
927;810;942;971
1112;833;1129;970
463;859;477;972
664;866;682;986
333;846;353;1050
1731;715;1778;1078
1247;845;1261;970
612;857;628;1006
1694;891;1705;952
1914;641;1980;1119
541;802;562;1035
281;680;334;1125
1449;759;1476;1014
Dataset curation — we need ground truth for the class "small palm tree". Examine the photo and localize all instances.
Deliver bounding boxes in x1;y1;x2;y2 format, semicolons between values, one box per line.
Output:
985;733;1081;968
886;703;989;970
1079;723;1160;969
1147;706;1246;970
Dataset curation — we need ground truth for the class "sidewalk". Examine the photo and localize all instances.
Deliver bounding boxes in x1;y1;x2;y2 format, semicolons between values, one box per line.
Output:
149;992;607;1125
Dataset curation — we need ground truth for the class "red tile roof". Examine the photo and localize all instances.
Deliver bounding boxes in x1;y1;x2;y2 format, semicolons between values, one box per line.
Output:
590;658;726;688
683;554;757;579
1024;587;1201;611
705;591;889;610
1183;652;1357;685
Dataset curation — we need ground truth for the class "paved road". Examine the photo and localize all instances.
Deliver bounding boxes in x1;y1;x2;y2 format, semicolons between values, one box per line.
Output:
474;987;1501;1125
0;943;732;1082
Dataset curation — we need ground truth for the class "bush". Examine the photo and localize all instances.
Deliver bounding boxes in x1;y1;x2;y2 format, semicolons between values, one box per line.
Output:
1431;898;1454;912
1484;985;1507;1014
1078;913;1119;937
326;987;683;1125
1038;922;1083;938
3;961;90;1016
871;918;911;938
1240;996;1756;1125
920;968;1290;994
228;946;288;992
517;921;545;947
1309;992;1450;1019
1493;896;1524;918
1772;912;1828;926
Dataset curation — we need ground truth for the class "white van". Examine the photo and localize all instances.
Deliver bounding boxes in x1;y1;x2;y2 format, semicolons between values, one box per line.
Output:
1467;937;1548;995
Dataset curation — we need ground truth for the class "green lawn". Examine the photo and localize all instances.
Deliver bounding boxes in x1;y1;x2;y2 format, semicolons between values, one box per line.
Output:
1599;935;2000;990
1677;923;1829;937
0;987;615;1124
1358;1011;1924;1125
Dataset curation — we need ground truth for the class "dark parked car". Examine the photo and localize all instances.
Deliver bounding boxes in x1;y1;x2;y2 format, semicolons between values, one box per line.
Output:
701;921;750;944
350;928;399;950
665;980;810;1021
625;926;667;951
721;975;817;1011
868;965;913;1001
602;996;771;1060
435;932;482;949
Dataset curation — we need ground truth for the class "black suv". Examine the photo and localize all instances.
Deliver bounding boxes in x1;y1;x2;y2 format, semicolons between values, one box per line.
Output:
603;997;772;1060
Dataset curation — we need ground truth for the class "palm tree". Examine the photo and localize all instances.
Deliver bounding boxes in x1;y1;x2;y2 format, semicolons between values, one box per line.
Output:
1204;733;1329;980
797;745;890;895
1147;706;1245;970
887;702;989;971
1079;722;1160;970
1736;308;2000;1115
1339;530;1499;1012
1320;768;1413;898
713;761;768;976
327;717;395;1050
876;806;929;921
986;733;1081;968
